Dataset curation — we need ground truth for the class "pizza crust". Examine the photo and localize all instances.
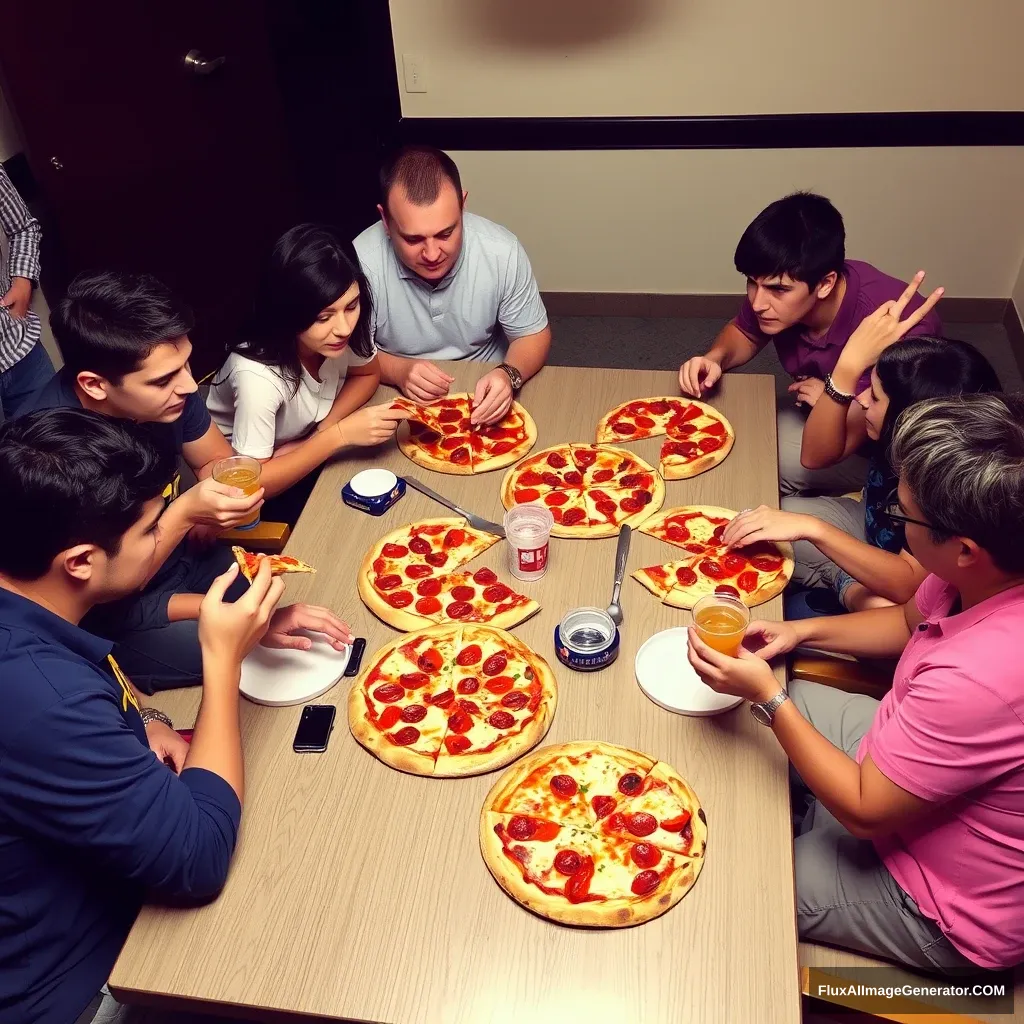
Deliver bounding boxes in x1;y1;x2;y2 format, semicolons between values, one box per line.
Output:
397;431;475;475
356;569;435;631
346;682;440;775
639;504;737;544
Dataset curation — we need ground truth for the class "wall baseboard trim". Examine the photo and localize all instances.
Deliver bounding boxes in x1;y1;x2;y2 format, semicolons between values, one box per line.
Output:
1002;301;1024;379
542;292;1009;324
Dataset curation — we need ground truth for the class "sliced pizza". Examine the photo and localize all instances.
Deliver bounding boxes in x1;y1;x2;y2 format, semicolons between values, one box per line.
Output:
231;547;316;584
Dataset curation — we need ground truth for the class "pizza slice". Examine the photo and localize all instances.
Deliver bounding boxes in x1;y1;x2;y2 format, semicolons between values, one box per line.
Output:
596;399;671;443
632;559;702;600
231;547;316;584
661;545;792;609
469;403;537;471
639;506;733;554
582;485;657;532
412;569;540;630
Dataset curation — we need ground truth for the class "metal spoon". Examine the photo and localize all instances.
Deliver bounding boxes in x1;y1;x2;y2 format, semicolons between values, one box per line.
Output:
605;525;632;627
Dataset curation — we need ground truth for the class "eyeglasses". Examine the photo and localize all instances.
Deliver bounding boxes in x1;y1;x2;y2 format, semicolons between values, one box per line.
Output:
880;488;935;531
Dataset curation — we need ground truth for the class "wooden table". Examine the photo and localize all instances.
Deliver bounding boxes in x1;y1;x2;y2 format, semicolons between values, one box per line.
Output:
112;365;801;1024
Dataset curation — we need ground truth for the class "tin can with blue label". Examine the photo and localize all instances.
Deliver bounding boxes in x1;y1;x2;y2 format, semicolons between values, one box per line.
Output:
554;607;620;672
342;469;405;516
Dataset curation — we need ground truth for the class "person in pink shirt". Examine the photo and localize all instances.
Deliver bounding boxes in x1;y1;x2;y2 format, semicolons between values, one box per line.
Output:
687;392;1024;973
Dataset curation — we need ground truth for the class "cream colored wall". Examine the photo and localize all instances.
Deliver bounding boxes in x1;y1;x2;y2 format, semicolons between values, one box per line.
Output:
453;148;1024;297
391;0;1024;118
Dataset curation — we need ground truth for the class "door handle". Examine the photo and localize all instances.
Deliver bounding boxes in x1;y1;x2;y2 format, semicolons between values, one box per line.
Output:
183;49;226;76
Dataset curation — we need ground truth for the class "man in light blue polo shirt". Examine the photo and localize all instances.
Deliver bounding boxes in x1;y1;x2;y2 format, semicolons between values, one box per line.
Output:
354;146;551;425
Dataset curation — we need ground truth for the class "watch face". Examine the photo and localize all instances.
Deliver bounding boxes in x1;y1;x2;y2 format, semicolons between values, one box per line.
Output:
750;703;772;726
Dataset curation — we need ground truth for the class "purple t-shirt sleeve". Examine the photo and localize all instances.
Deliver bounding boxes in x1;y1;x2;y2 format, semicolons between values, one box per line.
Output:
180;391;212;443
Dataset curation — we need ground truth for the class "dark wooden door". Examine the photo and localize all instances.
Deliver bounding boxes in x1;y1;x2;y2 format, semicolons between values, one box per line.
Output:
0;1;304;375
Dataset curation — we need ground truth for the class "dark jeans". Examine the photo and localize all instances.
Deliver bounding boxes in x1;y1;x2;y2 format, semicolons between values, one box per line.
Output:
0;341;53;422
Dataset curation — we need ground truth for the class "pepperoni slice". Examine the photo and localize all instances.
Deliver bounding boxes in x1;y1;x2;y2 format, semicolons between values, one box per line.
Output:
408;536;432;555
683;543;705;554
630;843;662;868
699;557;727;580
544;492;570;507
400;704;427;723
562;507;586;527
737;570;759;593
625;812;658;837
631;869;661;896
457;676;480;694
619;496;643;514
575;449;597;467
425;551;448;568
482;652;508;676
399;671;429;689
375;574;402;591
391;726;420;746
669;421;697;436
665;524;690;542
604;811;627;833
715;584;741;598
546;451;568;469
372;679;403;704
722;553;747;574
418;648;443;673
563;470;583;486
450;584;476;602
405;564;434;580
444;734;471;754
488;710;515;730
678;402;703;422
429;688;455;708
618;772;644;795
440;435;465;451
385;590;414;608
447;710;473;734
518;470;544;486
508;815;536;841
618;473;643;488
515;488;541;503
648;400;670;415
443;528;466;549
750;553;784;572
702;419;726;436
592;468;614;483
634;415;655;429
456;698;480;715
564;857;595;903
550;774;578;798
415;596;442;615
613;421;636;435
381;543;408;558
661;811;692;832
501;691;529;710
675;566;698;586
663;441;699;458
417;428;441;445
484;675;515;695
698;435;724;453
446;601;473;619
483;583;512;603
416;577;442;597
469;569;497;588
553;850;583;876
372;557;387;576
456;644;482;666
449;446;470;464
591;795;617;819
378;705;402;729
437;407;463;423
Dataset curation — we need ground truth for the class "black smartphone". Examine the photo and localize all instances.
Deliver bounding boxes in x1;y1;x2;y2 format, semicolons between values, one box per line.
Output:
343;637;367;677
293;704;336;753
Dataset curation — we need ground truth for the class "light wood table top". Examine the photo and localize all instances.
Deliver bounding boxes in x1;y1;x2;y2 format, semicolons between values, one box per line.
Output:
112;365;801;1024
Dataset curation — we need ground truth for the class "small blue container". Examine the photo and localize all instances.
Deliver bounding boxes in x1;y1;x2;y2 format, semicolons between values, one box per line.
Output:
342;469;405;516
554;607;620;673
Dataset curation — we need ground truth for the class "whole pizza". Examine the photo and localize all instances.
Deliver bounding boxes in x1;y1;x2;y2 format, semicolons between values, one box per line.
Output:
395;394;537;475
633;505;793;609
349;624;557;777
500;443;665;538
358;517;540;631
596;396;735;480
480;741;707;927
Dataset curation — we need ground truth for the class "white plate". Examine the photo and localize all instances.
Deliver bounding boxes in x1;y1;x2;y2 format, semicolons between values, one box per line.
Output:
634;627;743;717
239;632;351;707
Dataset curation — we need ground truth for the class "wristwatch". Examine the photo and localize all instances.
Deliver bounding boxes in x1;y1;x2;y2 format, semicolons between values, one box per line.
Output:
750;691;789;726
139;707;173;729
498;363;523;391
823;373;856;406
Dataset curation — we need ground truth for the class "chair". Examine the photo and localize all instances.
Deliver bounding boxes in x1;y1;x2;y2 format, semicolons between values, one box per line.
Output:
790;650;894;700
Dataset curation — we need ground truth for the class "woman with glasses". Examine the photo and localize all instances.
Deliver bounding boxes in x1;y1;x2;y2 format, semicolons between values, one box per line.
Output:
724;316;1000;613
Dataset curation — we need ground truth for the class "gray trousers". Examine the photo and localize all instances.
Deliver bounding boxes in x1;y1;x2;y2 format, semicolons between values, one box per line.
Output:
790;680;976;974
777;403;869;497
782;493;864;592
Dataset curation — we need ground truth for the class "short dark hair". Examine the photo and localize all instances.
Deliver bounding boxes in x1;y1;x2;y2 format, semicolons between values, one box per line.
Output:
0;408;175;580
734;192;845;287
379;146;463;215
51;270;195;383
226;224;374;391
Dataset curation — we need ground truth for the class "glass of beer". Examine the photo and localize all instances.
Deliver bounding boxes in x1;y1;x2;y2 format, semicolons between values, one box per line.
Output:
212;455;262;530
692;593;750;658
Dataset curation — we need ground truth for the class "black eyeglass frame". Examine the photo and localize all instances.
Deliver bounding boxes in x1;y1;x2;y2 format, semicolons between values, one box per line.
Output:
880;488;941;532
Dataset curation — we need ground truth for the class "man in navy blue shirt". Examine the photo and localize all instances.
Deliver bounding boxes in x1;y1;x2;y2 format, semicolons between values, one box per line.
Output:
0;407;283;1024
19;271;350;691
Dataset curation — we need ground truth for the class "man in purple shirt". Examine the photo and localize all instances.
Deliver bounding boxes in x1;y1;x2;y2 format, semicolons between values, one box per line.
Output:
678;193;942;496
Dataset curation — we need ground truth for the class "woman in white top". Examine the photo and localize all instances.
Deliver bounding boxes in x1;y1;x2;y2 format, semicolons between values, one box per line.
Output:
208;224;408;522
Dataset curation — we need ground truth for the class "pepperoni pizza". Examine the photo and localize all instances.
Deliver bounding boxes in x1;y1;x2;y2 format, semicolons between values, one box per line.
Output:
395;394;537;475
480;741;707;926
595;397;735;480
231;547;316;583
633;505;793;609
358;517;539;631
348;624;557;777
500;443;665;538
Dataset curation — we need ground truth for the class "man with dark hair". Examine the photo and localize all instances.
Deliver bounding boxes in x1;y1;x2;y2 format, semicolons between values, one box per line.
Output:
688;393;1024;974
354;145;551;426
678;193;942;495
18;271;352;691
0;408;283;1024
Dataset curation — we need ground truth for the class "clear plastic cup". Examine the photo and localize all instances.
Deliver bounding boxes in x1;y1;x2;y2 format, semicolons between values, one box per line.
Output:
504;503;554;582
212;455;262;529
692;593;750;658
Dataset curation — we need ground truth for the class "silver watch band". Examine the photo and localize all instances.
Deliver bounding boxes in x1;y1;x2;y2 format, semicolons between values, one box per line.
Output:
498;363;523;391
139;707;173;729
750;690;789;726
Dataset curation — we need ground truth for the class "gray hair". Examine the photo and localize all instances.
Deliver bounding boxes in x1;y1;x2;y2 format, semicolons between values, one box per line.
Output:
891;393;1024;572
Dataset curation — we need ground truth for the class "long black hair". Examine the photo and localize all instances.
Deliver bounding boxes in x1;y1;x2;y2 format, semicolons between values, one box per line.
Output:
875;336;1000;470
229;224;374;390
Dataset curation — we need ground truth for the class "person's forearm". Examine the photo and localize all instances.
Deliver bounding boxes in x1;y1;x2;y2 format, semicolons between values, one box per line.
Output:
184;655;244;802
255;426;342;498
800;387;854;468
805;520;924;603
317;370;380;431
142;500;195;585
792;604;911;658
168;593;205;622
505;328;551;383
706;325;757;372
376;350;412;389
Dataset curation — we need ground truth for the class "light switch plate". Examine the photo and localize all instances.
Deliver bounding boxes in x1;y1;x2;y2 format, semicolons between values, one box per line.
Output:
402;54;428;93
